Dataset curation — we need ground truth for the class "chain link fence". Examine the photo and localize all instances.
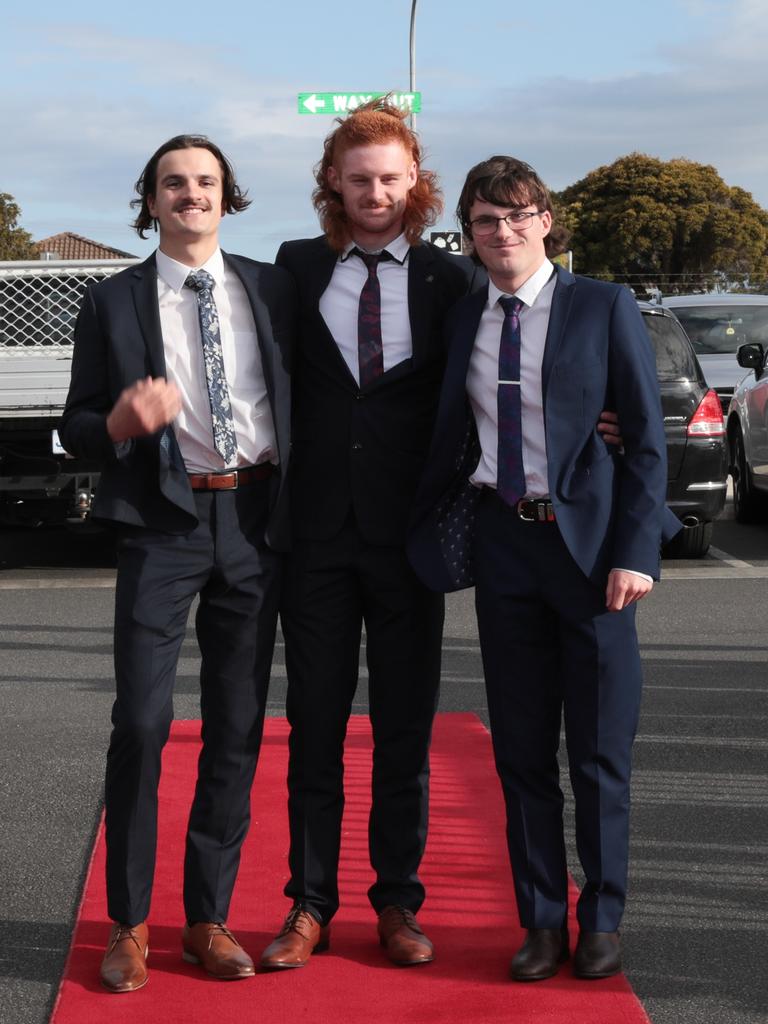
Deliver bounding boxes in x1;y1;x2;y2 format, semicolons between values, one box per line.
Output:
0;259;138;348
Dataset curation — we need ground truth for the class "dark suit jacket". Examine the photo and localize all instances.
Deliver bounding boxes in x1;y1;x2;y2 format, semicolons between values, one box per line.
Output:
59;252;295;550
408;267;679;591
276;236;481;546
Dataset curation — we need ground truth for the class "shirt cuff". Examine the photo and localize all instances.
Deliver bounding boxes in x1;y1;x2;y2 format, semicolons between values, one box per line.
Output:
113;439;133;460
611;567;653;584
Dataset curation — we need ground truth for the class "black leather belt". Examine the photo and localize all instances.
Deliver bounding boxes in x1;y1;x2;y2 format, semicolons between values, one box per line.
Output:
187;464;274;491
516;498;555;522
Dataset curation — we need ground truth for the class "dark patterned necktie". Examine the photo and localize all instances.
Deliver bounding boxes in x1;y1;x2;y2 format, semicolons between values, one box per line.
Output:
352;247;392;387
184;269;238;466
497;295;526;507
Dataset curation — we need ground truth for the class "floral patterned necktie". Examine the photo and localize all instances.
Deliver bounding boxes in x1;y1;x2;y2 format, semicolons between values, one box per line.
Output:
497;295;526;507
185;269;238;466
351;247;392;387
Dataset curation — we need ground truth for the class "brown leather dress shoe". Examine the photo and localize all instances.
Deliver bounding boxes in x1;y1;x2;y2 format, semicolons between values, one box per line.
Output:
509;927;570;981
260;905;330;969
181;922;255;980
100;922;149;993
377;906;434;966
573;930;622;979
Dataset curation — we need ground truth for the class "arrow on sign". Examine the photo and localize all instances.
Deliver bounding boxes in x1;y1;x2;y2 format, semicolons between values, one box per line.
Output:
301;93;326;114
298;92;422;115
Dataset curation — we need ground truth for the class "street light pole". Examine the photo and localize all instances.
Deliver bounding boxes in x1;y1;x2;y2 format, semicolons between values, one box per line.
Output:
409;0;418;129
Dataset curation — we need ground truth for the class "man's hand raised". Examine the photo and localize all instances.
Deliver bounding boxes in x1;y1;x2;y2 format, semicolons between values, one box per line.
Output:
106;377;182;443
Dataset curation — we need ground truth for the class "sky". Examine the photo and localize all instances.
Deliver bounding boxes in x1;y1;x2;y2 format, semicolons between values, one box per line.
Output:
1;0;765;262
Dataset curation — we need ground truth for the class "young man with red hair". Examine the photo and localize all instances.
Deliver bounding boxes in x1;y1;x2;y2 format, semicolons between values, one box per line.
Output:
259;101;479;969
261;108;620;970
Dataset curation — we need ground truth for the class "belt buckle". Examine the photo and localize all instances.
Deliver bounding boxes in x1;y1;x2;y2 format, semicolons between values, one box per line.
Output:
218;471;239;490
516;500;536;523
516;498;553;522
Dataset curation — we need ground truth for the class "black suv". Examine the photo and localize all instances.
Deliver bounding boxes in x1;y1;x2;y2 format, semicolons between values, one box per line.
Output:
639;303;728;557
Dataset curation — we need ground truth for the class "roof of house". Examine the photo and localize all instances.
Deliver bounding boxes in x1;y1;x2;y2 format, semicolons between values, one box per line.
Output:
33;232;137;260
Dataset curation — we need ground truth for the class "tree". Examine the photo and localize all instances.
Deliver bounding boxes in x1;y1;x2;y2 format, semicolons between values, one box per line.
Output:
0;193;36;261
554;154;768;295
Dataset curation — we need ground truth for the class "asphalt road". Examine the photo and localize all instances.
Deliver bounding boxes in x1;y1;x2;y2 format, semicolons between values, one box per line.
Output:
0;505;766;1024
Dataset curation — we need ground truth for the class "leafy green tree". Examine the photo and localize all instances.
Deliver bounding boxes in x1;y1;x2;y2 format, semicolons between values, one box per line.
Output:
555;154;768;294
0;193;36;260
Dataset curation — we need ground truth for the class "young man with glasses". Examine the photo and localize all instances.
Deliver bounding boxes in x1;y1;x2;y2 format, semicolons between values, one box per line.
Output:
409;155;677;982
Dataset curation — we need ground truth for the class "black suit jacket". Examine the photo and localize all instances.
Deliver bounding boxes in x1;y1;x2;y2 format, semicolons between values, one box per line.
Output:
276;236;481;546
59;252;295;550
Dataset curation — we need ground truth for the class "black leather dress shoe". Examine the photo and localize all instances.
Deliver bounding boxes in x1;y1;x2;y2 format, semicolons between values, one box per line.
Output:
573;930;622;979
509;927;569;981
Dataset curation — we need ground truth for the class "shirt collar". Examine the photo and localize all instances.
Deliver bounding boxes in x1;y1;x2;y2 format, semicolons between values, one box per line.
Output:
488;258;555;311
340;231;410;266
155;247;225;293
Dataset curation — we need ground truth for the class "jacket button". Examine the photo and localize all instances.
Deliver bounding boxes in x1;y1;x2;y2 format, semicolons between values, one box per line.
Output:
351;442;363;451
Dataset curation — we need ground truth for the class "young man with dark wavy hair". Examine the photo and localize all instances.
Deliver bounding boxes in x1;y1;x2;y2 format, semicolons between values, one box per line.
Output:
61;134;294;992
258;101;481;970
409;155;676;982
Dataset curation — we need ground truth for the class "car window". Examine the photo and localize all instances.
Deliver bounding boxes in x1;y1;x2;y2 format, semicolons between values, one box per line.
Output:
669;304;768;355
642;312;700;380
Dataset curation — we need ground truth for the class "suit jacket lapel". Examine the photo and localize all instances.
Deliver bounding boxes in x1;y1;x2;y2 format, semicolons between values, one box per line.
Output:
308;241;361;387
129;254;167;378
128;254;190;502
225;253;276;396
541;266;576;397
407;242;438;368
307;238;339;306
452;285;488;393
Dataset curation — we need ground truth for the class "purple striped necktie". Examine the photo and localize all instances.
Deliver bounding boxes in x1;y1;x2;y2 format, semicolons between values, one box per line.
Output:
352;247;392;387
497;295;526;507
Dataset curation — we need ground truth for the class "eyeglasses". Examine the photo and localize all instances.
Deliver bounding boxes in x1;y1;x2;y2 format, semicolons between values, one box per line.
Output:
469;211;543;236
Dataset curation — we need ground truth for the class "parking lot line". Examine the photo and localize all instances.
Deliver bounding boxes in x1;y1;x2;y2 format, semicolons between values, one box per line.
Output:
0;577;116;589
708;545;753;569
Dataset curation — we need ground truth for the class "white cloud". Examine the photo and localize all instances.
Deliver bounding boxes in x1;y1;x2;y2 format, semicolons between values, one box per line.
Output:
2;1;765;262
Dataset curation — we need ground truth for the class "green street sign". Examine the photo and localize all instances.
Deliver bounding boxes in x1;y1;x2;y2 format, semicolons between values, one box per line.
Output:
298;92;421;115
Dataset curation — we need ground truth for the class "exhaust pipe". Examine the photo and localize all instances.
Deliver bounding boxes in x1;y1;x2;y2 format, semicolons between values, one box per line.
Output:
66;488;93;523
681;515;701;529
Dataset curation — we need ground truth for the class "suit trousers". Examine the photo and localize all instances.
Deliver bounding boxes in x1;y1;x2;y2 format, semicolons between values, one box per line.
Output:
280;517;444;924
474;490;643;933
105;480;280;926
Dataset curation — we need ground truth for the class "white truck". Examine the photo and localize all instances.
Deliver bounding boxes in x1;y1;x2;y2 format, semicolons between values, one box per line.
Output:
0;258;138;525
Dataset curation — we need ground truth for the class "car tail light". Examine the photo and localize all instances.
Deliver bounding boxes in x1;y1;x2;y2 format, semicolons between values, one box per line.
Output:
687;389;725;437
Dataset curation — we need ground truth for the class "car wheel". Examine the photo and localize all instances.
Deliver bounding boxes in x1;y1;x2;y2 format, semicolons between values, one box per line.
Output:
731;428;767;523
665;519;713;559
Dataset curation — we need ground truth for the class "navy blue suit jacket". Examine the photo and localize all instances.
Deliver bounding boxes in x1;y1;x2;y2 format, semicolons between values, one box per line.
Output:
408;267;679;592
59;252;295;550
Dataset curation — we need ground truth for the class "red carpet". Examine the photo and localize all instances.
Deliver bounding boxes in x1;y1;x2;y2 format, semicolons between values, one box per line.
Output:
52;714;650;1023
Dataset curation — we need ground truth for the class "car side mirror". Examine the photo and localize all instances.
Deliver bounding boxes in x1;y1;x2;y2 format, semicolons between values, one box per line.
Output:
737;343;764;372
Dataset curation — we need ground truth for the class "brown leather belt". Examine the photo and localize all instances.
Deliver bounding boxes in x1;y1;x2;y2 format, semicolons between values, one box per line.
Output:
516;498;555;522
187;464;274;491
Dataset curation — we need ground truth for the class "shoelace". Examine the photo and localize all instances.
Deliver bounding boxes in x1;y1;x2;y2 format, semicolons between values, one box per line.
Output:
202;923;239;950
379;906;424;935
108;925;144;954
280;906;317;938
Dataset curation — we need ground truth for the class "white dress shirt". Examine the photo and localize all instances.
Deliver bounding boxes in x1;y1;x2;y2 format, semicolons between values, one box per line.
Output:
467;258;555;496
155;248;276;473
319;233;412;383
